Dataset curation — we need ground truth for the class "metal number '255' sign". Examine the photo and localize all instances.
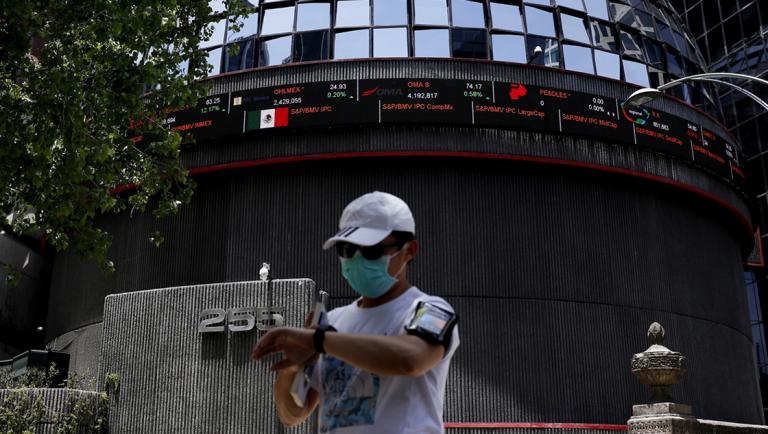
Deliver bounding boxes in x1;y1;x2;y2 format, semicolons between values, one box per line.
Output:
198;307;285;333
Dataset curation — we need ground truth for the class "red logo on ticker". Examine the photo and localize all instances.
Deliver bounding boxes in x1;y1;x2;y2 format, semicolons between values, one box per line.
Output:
509;84;527;101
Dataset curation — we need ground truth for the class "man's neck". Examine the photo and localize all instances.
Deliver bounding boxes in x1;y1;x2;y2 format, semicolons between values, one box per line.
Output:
359;279;411;308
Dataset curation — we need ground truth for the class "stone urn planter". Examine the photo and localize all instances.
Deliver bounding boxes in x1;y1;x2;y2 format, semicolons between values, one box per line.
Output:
631;322;686;402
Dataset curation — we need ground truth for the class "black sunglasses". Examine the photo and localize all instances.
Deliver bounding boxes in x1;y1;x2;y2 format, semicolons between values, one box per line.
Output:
335;241;404;260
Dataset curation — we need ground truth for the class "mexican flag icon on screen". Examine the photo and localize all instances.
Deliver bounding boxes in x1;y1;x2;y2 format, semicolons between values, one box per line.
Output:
246;108;289;131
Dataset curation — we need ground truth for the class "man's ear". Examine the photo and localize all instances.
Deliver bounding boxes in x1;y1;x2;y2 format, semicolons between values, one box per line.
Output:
406;239;419;263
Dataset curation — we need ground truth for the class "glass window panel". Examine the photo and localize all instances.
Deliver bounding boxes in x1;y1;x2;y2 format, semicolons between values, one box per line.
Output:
259;35;292;66
293;30;330;62
414;29;450;57
227;10;259;42
632;9;656;37
584;0;609;20
647;66;664;88
296;2;330;31
524;0;551;5
563;44;594;73
620;30;643;60
374;0;407;25
261;7;295;36
666;52;683;76
200;18;227;48
492;34;527;62
452;28;488;59
561;13;590;43
335;29;370;59
490;2;524;32
610;2;635;26
206;47;223;75
414;0;449;25
452;0;486;28
524;6;556;37
336;0;370;28
590;20;617;52
622;58;649;86
642;37;664;68
556;0;584;11
657;21;676;48
594;49;619;78
225;40;256;72
374;27;409;57
526;35;560;67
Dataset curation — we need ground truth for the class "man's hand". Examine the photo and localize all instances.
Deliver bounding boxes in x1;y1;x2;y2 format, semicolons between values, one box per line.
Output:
251;327;316;371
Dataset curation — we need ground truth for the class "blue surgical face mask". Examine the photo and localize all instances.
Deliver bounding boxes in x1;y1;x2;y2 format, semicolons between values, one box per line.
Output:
340;243;408;299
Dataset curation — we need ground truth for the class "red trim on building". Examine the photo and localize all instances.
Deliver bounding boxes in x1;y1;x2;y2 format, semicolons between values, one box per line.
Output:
444;422;628;431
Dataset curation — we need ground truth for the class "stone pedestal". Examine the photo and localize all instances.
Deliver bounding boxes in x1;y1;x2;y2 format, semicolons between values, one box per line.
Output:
628;402;697;434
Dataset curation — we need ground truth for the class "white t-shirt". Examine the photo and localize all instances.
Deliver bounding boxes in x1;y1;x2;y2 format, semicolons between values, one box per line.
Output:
314;286;459;434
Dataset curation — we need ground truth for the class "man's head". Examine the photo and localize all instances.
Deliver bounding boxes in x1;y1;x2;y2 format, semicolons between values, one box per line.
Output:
323;191;415;249
324;192;418;300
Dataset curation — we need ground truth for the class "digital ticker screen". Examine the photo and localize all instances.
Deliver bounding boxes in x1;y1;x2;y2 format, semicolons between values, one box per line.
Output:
130;79;744;185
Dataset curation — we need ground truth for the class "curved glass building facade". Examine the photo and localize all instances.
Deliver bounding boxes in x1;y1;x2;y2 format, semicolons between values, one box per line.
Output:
203;0;709;91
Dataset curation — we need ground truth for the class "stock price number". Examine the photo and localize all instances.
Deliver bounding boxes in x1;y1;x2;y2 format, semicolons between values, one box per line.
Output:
274;97;302;106
407;92;439;100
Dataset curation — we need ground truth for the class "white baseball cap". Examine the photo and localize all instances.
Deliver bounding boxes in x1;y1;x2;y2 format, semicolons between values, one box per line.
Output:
322;191;415;249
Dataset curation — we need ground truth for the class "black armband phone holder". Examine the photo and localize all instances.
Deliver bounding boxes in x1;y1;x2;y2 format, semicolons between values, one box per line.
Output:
405;301;458;349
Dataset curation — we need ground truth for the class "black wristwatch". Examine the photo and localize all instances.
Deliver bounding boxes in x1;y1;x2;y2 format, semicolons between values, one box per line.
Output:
313;324;337;354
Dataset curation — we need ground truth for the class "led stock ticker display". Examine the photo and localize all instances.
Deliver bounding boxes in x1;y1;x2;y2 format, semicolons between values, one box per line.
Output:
134;78;744;184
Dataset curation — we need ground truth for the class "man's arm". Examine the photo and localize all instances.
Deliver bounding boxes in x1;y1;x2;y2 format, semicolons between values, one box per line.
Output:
325;332;445;377
273;366;319;426
253;328;445;377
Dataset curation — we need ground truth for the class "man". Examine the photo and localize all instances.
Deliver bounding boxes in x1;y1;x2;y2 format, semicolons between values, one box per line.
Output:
252;191;459;434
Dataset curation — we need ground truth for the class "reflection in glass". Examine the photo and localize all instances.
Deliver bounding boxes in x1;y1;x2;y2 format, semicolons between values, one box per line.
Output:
648;66;665;88
452;0;486;28
294;30;330;62
610;2;635;26
374;0;407;25
666;52;683;76
414;0;449;26
336;0;370;28
297;3;330;31
643;37;664;68
334;29;370;59
206;47;223;75
632;9;656;37
452;29;487;59
561;13;590;44
259;35;292;66
584;0;609;20
556;0;584;11
594;49;619;78
526;36;560;67
620;30;643;60
200;19;227;49
225;40;256;72
524;6;556;37
490;2;523;32
590;20;617;51
227;11;259;42
563;44;594;74
261;7;295;36
374;28;409;57
622;58;649;86
492;34;527;62
414;29;450;57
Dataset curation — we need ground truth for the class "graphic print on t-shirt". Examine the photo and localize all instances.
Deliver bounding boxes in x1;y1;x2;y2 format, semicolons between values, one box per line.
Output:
320;355;380;432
